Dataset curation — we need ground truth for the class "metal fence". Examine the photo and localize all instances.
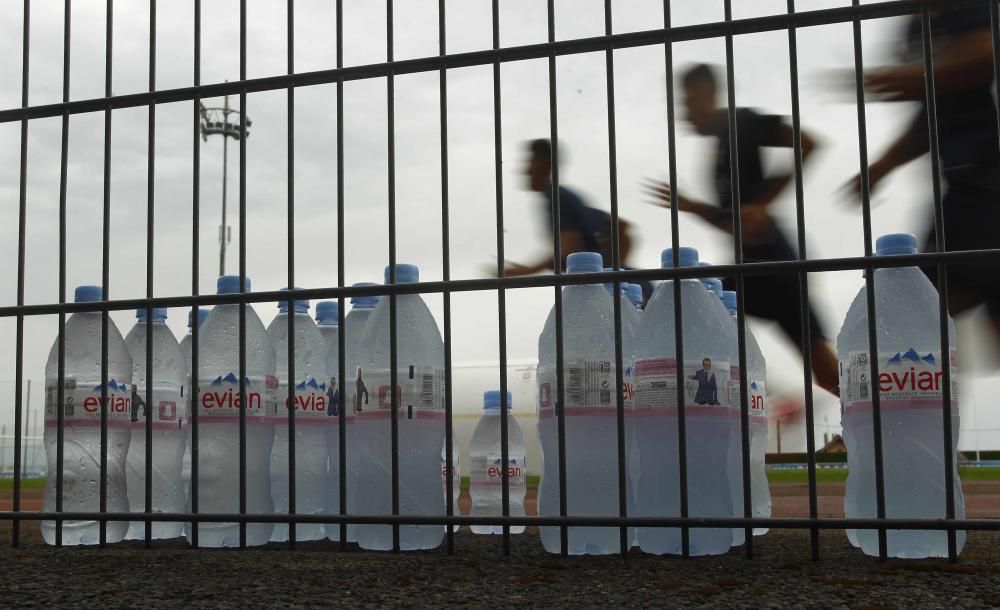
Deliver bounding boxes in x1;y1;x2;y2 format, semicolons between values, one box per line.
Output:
3;0;1000;563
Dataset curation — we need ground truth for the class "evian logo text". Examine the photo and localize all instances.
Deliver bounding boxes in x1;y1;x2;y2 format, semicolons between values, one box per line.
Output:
878;348;942;393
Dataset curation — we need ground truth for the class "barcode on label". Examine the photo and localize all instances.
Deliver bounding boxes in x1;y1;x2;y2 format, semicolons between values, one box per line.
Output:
567;367;584;405
859;383;868;399
421;374;434;408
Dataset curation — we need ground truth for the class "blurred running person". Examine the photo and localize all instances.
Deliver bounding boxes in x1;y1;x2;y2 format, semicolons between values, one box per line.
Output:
645;63;839;395
846;7;1000;328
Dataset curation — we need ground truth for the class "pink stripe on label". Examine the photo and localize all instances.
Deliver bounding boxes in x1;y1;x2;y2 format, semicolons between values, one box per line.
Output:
263;416;338;426
185;416;274;424
129;421;184;431
46;419;131;428
844;399;959;414
631;406;736;418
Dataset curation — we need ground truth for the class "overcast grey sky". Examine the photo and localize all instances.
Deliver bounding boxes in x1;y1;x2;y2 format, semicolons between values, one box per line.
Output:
2;0;998;449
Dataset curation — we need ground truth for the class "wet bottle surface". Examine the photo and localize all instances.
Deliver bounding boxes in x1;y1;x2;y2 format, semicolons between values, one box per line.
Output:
42;285;132;545
470;391;527;535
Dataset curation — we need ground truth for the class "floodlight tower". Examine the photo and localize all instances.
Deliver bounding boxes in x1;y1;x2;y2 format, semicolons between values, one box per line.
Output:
200;88;251;277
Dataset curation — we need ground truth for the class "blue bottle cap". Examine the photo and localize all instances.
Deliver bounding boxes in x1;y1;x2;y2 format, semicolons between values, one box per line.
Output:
188;309;210;329
351;282;380;309
625;284;643;308
566;252;603;273
661;247;699;268
277;288;309;314
705;278;724;299
315;301;339;325
385;264;419;284
74;285;103;303
217;275;250;294
722;290;738;315
484;390;513;411
875;233;918;256
136;307;168;323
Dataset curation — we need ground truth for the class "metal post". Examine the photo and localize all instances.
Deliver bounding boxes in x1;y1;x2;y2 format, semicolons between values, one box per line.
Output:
220;92;229;277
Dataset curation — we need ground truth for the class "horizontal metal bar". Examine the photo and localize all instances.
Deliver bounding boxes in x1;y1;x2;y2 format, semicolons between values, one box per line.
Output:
8;247;1000;317
7;511;997;531
0;0;982;126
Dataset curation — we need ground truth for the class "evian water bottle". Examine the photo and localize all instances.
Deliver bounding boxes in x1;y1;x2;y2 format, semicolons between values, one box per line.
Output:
186;275;278;547
179;308;208;509
123;307;187;540
536;252;631;555
632;247;736;555
315;301;339;351
42;285;132;545
349;265;445;551
838;233;964;558
470;391;526;535
328;283;378;542
723;291;770;535
268;291;330;542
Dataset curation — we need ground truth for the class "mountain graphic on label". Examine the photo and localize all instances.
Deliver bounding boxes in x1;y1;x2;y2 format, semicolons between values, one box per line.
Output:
922;353;936;365
887;353;902;365
750;381;758;391
295;378;325;391
92;378;122;392
209;372;249;386
902;348;921;362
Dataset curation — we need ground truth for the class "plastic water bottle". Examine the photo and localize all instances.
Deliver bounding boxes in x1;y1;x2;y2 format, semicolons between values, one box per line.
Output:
469;391;526;534
267;291;329;542
315;301;340;352
186;275;277;547
327;283;378;542
440;429;460;529
625;284;644;310
723;291;770;535
179;308;208;512
123;307;187;540
632;248;737;555
42;285;132;545
349;265;445;551
701;263;746;547
838;233;964;558
537;252;631;555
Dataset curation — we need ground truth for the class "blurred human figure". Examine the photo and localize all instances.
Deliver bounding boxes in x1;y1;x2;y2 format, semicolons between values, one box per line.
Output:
645;63;839;395
847;7;1000;326
504;139;651;301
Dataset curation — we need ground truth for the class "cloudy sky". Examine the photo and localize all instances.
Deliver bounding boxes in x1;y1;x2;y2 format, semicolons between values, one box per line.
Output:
1;0;998;451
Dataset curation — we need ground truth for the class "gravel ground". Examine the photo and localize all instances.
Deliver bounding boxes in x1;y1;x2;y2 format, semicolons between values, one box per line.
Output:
2;525;1000;608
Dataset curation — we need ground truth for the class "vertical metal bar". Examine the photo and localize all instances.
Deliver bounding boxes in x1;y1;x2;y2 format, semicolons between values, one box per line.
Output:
490;0;512;557
546;0;569;558
335;0;347;549
144;0;157;549
11;0;30;550
722;0;754;558
851;0;887;562
189;0;202;550
98;0;114;550
438;0;455;556
386;0;401;554
286;0;298;551
55;0;72;548
992;1;1000;146
918;8;957;563
238;0;248;549
786;0;819;562
603;0;629;558
662;0;689;558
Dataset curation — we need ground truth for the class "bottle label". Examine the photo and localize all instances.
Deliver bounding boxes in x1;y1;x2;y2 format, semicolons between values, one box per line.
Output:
470;454;527;487
725;365;765;422
841;348;958;415
536;360;618;418
130;387;185;430
268;379;335;424
347;365;445;421
44;378;133;427
195;372;278;421
632;356;732;416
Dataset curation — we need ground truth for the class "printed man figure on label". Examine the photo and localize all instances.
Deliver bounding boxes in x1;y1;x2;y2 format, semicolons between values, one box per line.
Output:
327;377;340;417
689;357;719;406
354;367;368;414
645;63;839;396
